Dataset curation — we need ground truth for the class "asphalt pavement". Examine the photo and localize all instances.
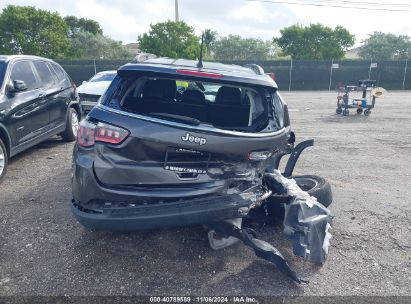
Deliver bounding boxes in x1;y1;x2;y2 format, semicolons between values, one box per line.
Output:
0;91;410;298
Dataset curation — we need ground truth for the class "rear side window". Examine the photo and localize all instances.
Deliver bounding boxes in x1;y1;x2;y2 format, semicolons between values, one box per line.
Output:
10;61;38;91
50;63;66;81
33;61;55;88
0;61;6;87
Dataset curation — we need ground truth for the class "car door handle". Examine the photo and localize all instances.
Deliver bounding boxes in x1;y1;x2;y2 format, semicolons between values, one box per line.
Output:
38;93;45;98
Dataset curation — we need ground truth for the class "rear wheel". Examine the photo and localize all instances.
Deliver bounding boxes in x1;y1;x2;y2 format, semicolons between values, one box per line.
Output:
364;109;371;116
336;107;342;114
357;108;363;114
61;108;79;142
0;138;8;183
343;109;349;116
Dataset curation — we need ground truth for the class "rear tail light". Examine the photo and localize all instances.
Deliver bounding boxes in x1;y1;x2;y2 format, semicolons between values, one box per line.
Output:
95;122;129;144
267;73;276;81
248;150;273;160
77;120;96;147
72;81;77;94
77;121;129;147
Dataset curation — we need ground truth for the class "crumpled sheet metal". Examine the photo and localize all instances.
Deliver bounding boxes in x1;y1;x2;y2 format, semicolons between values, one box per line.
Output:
266;170;333;264
268;170;318;208
208;171;333;282
208;221;308;284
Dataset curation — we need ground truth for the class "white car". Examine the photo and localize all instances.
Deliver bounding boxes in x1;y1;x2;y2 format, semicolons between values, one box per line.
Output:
77;71;116;114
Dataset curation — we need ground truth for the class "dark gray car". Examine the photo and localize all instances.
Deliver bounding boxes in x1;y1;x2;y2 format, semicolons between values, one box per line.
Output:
72;59;293;229
71;58;333;283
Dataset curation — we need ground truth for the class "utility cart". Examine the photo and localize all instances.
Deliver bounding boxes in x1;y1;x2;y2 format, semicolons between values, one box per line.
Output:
336;80;385;116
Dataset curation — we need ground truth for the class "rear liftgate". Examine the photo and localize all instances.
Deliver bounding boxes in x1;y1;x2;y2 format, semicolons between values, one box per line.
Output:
208;140;333;284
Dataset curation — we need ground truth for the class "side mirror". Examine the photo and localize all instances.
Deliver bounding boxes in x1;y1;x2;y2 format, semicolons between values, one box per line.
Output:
9;80;28;93
5;83;14;95
82;80;87;85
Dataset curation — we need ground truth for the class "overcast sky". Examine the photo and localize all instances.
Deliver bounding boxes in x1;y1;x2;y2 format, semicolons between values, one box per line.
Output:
2;0;411;47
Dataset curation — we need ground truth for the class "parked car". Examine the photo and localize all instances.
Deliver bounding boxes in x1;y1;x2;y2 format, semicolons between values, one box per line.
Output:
0;55;80;183
72;57;332;223
71;58;333;282
77;70;116;115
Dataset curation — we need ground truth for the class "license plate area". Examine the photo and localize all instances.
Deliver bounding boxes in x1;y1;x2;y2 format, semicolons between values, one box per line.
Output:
164;147;210;175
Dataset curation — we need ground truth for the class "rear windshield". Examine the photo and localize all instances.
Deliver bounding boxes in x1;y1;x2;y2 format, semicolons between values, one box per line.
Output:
101;73;284;133
89;73;116;82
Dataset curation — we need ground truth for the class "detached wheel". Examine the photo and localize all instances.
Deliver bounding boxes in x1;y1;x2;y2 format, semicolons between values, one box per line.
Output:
0;138;8;183
265;174;333;220
61;108;80;142
291;175;333;207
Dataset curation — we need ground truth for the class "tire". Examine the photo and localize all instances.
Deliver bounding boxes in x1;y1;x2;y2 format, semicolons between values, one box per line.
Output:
264;175;333;221
0;138;8;184
336;107;342;114
357;108;363;114
364;109;371;116
342;109;349;116
291;175;333;207
61;108;79;142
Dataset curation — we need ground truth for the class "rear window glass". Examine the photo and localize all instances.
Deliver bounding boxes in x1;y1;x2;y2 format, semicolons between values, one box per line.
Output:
50;62;66;82
102;74;282;133
0;61;6;87
89;73;116;82
33;61;55;88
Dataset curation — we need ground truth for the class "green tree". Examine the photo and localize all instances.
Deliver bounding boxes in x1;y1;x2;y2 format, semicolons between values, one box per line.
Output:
275;24;355;59
211;35;276;61
64;16;103;38
0;5;70;58
203;29;218;59
70;31;132;59
138;21;200;59
359;32;411;60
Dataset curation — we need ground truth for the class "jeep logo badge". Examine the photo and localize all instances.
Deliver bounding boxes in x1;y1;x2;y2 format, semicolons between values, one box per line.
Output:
181;132;207;145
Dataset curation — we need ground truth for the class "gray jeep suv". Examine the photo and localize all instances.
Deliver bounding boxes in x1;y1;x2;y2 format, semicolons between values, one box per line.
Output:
72;58;295;229
71;58;333;283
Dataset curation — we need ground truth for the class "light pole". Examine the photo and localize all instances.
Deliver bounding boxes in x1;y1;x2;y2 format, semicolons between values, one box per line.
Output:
175;0;179;22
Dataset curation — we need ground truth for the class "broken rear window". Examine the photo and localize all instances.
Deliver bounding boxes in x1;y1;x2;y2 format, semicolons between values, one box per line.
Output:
101;73;284;133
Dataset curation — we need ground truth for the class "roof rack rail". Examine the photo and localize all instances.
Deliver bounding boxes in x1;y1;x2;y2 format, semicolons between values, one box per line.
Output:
131;53;157;63
245;64;265;75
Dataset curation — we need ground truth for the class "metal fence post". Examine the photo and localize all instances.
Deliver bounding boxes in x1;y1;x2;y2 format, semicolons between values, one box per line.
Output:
368;59;372;79
328;59;334;91
93;59;97;75
403;59;408;90
288;59;292;91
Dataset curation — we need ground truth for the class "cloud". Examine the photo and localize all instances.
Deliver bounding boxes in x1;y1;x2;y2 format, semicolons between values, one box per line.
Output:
178;0;299;39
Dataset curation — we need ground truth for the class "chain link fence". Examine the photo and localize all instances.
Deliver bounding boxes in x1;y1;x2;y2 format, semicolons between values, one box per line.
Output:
55;59;128;85
56;59;411;90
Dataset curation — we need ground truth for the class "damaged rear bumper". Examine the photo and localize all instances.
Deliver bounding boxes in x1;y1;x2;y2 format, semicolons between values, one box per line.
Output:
71;194;252;231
